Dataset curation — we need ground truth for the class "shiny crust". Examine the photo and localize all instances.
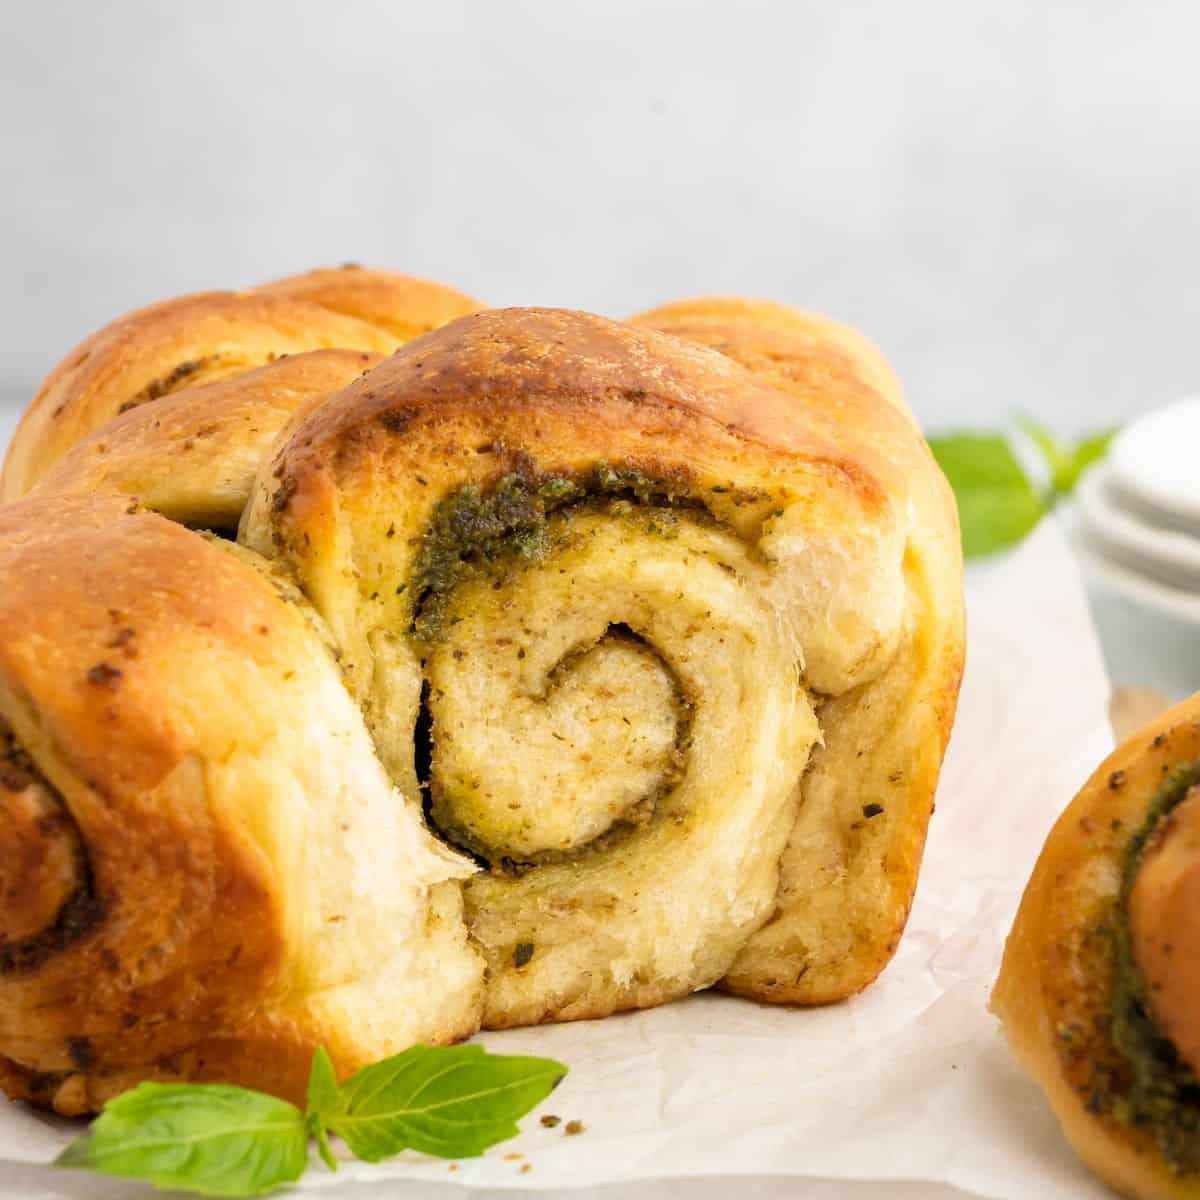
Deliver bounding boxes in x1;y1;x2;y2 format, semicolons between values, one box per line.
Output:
241;303;963;1017
992;698;1200;1200
244;304;896;525
34;349;383;529
0;494;481;1113
631;298;965;1001
259;265;481;341
1;267;483;503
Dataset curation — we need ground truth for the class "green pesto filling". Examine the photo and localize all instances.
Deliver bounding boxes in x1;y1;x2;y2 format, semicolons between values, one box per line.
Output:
407;460;715;870
429;651;695;874
409;461;703;643
1109;760;1200;1173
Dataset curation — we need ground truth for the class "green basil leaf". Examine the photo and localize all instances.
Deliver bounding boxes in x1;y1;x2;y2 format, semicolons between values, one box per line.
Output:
1020;418;1072;494
307;1112;337;1174
55;1082;308;1197
328;1043;567;1161
306;1046;340;1172
1021;419;1117;495
929;432;1045;558
1062;427;1117;492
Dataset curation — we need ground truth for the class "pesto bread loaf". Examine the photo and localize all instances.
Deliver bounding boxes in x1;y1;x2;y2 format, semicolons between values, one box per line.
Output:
0;273;964;1109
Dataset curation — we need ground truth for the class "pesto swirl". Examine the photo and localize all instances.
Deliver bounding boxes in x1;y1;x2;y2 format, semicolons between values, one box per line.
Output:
1109;761;1200;1172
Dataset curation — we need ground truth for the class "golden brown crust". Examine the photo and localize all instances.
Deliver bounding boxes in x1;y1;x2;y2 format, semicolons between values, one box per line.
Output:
34;348;383;529
259;264;482;341
0;493;481;1112
251;304;895;550
0;292;395;502
993;698;1200;1200
630;298;965;1003
631;296;913;426
0;497;291;1096
0;267;484;504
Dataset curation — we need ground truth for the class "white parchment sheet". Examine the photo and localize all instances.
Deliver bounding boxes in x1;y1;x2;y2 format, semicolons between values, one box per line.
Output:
0;518;1119;1199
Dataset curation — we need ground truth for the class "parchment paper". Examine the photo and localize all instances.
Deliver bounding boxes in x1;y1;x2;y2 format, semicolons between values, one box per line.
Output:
0;517;1117;1199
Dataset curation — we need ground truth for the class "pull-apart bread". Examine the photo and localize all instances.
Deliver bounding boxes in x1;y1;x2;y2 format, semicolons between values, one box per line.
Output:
0;269;963;1111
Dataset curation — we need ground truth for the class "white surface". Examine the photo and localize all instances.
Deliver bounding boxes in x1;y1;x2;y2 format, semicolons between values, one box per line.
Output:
0;517;1116;1198
5;0;1200;434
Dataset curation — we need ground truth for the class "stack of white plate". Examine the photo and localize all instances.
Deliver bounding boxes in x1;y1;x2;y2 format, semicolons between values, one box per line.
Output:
1075;398;1200;700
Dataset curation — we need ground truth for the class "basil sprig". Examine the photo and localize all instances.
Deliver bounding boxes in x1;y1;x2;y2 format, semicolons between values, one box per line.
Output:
56;1043;568;1197
928;420;1116;559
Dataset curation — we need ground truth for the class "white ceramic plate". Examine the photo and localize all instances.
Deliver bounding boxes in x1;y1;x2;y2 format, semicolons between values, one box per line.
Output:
1076;465;1200;597
1108;395;1200;529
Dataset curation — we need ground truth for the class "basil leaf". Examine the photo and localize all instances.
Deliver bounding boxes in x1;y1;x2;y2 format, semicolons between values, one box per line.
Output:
307;1046;340;1118
929;432;1045;558
1022;419;1116;495
55;1082;308;1197
1062;427;1117;492
1020;419;1073;494
328;1043;567;1161
306;1046;340;1172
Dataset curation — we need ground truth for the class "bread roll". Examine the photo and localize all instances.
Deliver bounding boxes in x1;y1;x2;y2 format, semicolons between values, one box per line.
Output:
0;494;480;1114
33;349;383;531
1;267;481;508
241;303;964;1023
993;696;1200;1199
0;281;964;1109
631;298;964;1002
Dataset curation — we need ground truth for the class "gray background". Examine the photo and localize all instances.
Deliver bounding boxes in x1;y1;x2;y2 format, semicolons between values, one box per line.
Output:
3;0;1199;441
